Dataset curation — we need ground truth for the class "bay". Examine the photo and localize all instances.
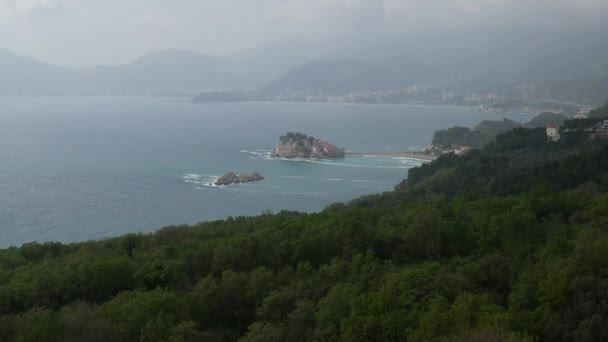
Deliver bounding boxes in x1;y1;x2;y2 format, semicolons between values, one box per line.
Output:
0;97;533;247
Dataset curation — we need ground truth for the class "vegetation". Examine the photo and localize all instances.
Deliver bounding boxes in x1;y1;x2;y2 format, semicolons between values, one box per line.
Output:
274;132;345;159
432;112;570;150
279;132;312;143
526;112;567;127
431;118;521;149
589;102;608;118
2;105;608;341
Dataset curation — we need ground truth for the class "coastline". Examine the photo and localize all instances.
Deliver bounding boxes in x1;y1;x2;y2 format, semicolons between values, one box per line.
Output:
346;151;436;161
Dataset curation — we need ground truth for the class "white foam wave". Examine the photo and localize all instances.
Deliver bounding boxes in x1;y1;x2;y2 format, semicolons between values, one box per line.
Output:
182;174;202;181
296;158;410;169
241;149;270;157
182;174;221;188
360;154;428;163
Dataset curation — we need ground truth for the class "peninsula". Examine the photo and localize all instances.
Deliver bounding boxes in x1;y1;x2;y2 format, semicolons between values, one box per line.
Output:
215;172;264;186
271;132;345;159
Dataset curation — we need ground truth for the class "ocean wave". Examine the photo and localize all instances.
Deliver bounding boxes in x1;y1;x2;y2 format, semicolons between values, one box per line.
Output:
182;174;221;187
182;174;202;181
360;154;428;163
294;158;410;169
241;149;270;157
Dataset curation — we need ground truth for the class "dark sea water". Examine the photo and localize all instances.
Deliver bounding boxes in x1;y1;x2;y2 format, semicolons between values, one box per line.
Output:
0;97;533;247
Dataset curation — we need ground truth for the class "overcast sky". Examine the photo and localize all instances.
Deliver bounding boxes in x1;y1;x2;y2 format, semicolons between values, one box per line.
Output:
0;0;607;66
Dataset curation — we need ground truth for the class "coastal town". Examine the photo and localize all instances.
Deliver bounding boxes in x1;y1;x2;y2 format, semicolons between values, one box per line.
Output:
544;107;608;143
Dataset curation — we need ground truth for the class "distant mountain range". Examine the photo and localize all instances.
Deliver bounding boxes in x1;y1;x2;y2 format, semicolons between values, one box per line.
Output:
262;43;608;96
0;48;245;95
0;49;77;94
1;34;607;105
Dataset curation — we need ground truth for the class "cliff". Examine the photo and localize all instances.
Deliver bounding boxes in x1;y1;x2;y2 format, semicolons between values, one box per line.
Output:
271;132;345;159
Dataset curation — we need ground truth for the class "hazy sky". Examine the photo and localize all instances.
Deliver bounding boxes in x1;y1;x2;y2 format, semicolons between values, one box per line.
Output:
0;0;607;66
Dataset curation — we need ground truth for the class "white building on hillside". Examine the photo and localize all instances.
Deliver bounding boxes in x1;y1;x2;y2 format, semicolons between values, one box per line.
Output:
598;120;608;139
546;124;560;142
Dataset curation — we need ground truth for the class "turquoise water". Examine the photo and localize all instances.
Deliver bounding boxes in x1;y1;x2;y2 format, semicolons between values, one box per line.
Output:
0;97;533;247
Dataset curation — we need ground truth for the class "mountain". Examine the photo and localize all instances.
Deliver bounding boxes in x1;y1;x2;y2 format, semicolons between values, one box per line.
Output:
0;49;237;95
0;49;251;95
78;49;242;94
2;32;608;99
252;31;608;103
0;46;334;95
521;44;608;83
262;58;429;95
227;38;328;87
0;49;77;94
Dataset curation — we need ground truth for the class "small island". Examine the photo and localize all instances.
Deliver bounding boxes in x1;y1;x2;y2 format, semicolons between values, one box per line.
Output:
215;172;264;186
271;132;345;159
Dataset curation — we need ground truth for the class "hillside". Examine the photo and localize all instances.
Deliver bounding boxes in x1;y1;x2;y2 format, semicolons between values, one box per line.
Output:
431;112;569;150
431;118;521;149
2;35;608;102
589;102;608;118
79;49;242;94
253;38;608;107
261;58;408;94
0;49;242;95
1;105;608;340
0;49;77;94
521;44;608;83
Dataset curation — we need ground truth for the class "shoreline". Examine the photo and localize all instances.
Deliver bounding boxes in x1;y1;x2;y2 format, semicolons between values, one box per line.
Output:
346;151;436;161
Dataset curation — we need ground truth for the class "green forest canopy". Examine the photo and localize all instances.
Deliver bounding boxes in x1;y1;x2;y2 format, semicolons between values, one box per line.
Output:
1;104;608;341
431;112;571;149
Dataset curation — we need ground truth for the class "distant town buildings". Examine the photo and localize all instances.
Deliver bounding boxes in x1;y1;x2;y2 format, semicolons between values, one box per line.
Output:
573;107;593;120
546;124;561;142
464;92;499;103
597;120;608;140
550;119;608;142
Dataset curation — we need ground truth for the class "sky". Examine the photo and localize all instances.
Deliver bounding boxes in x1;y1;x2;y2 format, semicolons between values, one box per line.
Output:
0;0;607;66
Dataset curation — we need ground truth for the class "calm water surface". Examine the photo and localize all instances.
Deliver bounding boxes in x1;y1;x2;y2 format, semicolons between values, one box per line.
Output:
0;97;533;247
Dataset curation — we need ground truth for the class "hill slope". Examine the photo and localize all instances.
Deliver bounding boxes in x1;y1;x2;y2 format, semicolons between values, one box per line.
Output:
0;49;77;94
80;49;242;94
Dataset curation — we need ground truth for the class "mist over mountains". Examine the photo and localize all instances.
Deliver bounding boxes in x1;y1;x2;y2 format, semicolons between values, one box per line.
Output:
1;30;607;105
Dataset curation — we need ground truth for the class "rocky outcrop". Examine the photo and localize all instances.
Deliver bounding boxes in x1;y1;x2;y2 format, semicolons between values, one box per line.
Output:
215;172;264;186
271;132;345;159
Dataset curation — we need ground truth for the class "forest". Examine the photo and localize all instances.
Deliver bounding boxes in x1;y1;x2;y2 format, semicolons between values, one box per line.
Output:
1;104;608;341
430;112;571;150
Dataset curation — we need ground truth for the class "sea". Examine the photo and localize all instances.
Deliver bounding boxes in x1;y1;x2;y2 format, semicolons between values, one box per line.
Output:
0;97;533;247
